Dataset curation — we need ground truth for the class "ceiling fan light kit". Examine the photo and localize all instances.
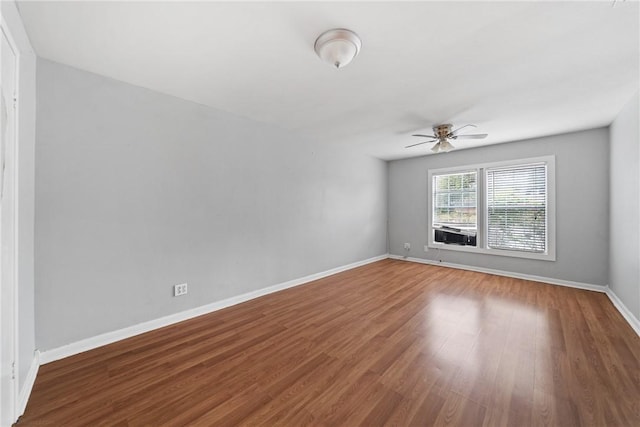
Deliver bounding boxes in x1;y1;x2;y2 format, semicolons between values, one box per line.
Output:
435;140;454;153
407;123;488;153
314;28;362;69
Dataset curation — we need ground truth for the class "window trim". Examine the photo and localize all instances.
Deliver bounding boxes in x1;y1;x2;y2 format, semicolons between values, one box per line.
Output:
432;169;478;231
427;155;556;261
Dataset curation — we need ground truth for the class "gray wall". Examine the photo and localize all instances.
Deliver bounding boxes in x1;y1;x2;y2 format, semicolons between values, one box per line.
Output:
388;128;609;286
610;91;640;319
35;59;387;351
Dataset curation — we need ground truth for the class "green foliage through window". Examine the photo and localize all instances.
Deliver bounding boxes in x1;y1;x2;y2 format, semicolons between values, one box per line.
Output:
432;171;477;229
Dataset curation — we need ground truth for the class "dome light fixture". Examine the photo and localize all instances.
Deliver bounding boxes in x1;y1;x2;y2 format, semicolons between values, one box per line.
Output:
314;28;362;69
432;139;454;153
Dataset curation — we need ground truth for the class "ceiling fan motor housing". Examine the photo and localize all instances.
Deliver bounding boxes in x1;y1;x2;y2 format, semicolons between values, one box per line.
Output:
434;124;453;139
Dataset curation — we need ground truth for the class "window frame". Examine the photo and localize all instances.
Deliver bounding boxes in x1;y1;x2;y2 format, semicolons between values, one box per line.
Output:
427;155;556;261
432;169;478;232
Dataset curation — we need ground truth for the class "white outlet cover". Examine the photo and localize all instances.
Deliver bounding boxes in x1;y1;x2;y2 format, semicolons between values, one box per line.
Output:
424;245;429;252
174;283;188;296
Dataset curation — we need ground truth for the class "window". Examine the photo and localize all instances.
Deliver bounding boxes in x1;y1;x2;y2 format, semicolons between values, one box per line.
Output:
427;156;555;261
432;171;477;231
486;164;546;253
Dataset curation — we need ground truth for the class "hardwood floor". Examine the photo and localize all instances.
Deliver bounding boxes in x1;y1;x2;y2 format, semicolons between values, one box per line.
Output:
18;259;640;426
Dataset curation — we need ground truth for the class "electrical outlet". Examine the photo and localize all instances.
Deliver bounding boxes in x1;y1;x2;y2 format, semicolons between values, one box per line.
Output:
174;283;188;297
404;242;411;250
424;245;429;252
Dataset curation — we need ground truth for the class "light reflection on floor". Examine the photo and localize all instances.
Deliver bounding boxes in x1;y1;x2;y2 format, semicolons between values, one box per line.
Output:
418;282;545;403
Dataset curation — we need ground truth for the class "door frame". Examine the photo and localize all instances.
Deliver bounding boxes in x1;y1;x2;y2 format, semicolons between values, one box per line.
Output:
0;15;20;425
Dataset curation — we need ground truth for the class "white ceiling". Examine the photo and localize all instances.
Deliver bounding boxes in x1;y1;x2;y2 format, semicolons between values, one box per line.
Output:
17;1;640;160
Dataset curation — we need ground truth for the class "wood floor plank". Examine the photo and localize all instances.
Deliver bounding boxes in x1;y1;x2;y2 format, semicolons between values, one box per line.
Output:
17;259;640;426
407;389;446;426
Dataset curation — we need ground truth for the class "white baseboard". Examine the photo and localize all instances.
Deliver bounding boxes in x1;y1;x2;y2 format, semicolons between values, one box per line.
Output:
37;253;639;365
606;287;640;337
39;254;389;365
388;255;608;293
17;350;40;418
390;255;640;337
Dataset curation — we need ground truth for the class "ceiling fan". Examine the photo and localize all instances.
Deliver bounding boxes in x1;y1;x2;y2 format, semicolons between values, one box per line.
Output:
406;124;488;153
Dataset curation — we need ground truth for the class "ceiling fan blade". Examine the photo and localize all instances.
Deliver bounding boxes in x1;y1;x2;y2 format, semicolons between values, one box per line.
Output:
405;140;435;148
453;133;488;139
449;124;476;136
412;134;437;139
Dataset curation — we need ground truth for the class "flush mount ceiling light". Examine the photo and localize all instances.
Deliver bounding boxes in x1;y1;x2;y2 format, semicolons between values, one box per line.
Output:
314;28;362;69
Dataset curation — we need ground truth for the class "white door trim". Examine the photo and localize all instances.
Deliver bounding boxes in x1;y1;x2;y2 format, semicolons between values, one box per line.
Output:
0;15;20;426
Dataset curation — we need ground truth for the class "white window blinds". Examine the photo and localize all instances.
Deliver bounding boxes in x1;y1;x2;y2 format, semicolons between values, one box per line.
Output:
486;163;547;253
